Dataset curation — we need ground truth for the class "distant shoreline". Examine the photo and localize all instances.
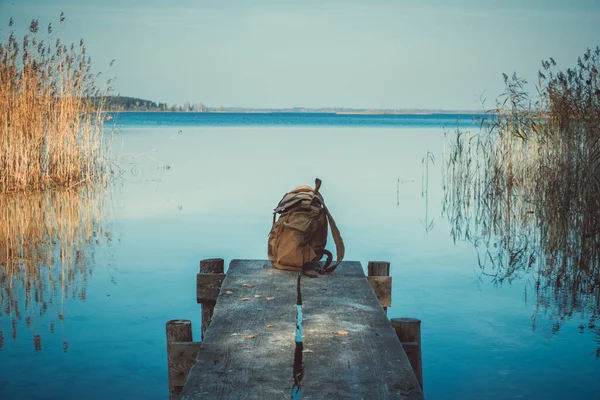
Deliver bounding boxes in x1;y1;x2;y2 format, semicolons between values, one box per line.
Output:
105;110;482;115
97;96;482;114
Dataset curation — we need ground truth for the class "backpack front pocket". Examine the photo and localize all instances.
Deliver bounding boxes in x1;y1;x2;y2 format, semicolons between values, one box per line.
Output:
276;212;318;268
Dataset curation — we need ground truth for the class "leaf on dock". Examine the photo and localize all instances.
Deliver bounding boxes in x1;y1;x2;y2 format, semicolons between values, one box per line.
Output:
241;283;255;288
265;297;276;301
266;324;274;328
245;335;256;339
336;331;350;335
241;298;251;301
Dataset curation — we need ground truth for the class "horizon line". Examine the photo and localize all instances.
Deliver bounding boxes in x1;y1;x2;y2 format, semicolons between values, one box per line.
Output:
102;95;484;113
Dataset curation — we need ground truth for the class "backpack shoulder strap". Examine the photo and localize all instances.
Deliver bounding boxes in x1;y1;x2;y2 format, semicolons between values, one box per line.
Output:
321;204;345;273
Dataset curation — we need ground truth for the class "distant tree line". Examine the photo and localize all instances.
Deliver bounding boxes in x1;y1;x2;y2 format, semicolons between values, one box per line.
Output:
93;96;207;112
92;96;479;114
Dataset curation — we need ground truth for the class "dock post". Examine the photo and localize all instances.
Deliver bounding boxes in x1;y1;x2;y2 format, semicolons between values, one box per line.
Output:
367;261;391;314
166;320;200;400
391;318;423;390
199;258;225;339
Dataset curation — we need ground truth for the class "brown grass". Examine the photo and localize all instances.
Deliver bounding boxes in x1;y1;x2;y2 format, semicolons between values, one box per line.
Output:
0;14;114;350
0;15;110;193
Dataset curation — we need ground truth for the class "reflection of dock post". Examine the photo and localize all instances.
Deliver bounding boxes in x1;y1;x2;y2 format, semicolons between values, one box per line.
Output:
166;319;200;400
367;261;391;314
197;258;225;338
391;318;423;390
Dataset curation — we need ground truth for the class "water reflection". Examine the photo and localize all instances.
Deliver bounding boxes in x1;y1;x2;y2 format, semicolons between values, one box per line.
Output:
292;273;303;399
420;150;436;233
443;120;600;354
0;186;112;351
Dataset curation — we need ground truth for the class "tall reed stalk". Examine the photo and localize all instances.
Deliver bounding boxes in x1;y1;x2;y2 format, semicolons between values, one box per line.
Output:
443;47;600;341
0;14;109;192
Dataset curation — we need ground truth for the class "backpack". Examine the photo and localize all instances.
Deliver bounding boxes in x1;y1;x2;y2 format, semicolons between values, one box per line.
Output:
268;178;345;276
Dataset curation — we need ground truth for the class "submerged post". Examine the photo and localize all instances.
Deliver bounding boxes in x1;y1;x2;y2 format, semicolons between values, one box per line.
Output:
166;320;199;400
198;258;225;338
367;261;392;313
391;317;423;391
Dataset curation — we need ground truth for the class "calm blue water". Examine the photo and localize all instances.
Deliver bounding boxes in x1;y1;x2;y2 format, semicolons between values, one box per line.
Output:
107;111;485;128
1;113;598;400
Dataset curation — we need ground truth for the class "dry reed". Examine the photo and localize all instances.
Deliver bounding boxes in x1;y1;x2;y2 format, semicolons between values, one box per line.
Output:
0;15;110;193
0;185;111;349
443;47;600;343
0;14;115;349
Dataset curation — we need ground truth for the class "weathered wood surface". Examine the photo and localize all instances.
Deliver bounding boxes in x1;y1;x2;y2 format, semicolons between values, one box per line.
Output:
196;274;226;303
368;261;391;314
200;258;225;274
166;320;196;399
301;262;422;399
181;260;299;399
169;341;203;387
199;259;225;338
180;260;424;400
392;318;423;391
368;261;391;277
367;276;392;308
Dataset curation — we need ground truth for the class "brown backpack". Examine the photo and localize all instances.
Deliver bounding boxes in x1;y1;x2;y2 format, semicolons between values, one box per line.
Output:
268;178;344;275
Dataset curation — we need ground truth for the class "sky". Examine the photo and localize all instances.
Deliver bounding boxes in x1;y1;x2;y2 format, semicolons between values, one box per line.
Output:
1;0;599;110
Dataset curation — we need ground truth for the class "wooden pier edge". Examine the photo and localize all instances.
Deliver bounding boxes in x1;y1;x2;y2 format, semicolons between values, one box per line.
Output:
168;258;424;399
367;261;392;313
391;317;423;391
165;258;226;399
166;320;200;400
197;258;225;338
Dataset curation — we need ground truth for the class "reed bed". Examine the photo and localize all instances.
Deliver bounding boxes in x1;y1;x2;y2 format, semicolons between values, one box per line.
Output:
0;15;110;193
443;48;600;339
0;15;115;349
0;185;111;350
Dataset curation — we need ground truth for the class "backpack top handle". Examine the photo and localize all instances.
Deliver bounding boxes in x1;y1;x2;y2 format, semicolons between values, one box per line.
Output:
314;178;322;193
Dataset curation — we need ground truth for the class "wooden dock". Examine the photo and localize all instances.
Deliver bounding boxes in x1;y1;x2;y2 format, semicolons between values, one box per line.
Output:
167;259;424;399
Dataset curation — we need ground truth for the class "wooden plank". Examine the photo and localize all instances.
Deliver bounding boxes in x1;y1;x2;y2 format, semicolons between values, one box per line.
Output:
301;262;424;399
367;276;392;308
196;273;226;303
181;260;423;399
180;260;299;400
169;341;202;387
224;259;283;276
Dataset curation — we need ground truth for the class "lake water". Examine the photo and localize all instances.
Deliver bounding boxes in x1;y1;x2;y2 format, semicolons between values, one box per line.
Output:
1;113;598;399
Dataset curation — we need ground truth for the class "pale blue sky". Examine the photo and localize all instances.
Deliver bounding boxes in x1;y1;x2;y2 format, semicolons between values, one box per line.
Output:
2;0;599;110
